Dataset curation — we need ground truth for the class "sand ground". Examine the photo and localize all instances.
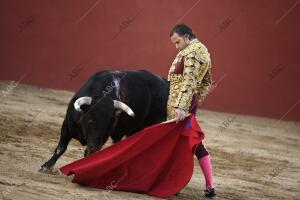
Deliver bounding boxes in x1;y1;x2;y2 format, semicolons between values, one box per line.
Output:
0;81;299;200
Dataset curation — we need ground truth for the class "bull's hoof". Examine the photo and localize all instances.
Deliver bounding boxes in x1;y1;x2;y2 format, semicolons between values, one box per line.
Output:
38;164;53;173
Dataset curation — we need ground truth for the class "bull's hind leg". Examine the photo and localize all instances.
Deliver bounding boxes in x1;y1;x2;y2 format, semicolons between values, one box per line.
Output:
39;118;71;173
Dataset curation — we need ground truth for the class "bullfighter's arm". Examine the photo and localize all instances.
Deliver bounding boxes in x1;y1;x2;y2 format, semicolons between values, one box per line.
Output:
197;70;212;105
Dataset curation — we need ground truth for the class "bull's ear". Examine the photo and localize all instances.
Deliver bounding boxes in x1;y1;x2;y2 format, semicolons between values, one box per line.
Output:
80;104;91;112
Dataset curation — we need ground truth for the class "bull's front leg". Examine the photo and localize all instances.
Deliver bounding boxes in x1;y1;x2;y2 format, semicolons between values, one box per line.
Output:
39;119;71;173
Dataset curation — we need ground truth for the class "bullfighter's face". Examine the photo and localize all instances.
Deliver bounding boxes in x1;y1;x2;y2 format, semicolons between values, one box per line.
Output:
170;32;190;51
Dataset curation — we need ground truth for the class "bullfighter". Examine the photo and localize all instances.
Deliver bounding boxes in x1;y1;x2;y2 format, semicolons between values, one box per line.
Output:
167;23;216;198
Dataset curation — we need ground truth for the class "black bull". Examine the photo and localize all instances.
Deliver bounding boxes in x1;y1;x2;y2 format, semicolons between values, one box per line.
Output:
39;70;170;172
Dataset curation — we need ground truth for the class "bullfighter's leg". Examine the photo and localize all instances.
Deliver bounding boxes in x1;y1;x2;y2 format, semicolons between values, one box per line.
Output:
194;142;217;197
39;118;71;172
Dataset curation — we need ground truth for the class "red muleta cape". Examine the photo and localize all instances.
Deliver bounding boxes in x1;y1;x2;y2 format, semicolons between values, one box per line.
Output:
59;114;205;198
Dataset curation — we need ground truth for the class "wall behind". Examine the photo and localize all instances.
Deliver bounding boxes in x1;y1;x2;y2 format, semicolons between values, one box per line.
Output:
0;0;299;121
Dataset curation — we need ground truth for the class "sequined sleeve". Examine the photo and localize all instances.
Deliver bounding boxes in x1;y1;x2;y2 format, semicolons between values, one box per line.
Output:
197;70;212;104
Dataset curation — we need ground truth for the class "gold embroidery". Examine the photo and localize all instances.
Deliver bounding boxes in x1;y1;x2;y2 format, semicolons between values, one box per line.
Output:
167;40;212;119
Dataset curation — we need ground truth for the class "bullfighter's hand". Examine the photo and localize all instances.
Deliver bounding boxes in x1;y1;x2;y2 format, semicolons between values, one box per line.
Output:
175;108;186;124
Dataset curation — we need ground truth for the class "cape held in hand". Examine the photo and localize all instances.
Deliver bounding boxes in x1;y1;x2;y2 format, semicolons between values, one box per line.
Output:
59;114;205;198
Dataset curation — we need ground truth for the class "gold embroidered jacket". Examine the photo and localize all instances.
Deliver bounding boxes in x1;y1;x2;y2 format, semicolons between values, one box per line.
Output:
167;39;212;119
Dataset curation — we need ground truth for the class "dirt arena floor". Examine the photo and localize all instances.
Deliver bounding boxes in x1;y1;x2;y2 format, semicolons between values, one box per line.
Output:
0;81;299;200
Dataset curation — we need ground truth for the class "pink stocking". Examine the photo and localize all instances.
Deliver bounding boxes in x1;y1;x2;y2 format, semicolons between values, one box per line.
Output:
198;155;214;190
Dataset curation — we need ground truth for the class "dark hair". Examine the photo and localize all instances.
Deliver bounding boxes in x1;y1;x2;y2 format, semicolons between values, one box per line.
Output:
169;24;196;39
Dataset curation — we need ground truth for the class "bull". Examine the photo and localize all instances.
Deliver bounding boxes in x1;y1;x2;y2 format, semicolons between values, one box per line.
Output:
39;70;169;172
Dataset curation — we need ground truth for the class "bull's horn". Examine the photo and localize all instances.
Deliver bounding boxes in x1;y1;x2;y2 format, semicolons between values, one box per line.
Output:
74;97;92;112
113;100;135;117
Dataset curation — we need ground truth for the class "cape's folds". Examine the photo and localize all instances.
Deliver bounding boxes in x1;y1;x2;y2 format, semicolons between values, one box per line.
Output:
59;114;205;198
